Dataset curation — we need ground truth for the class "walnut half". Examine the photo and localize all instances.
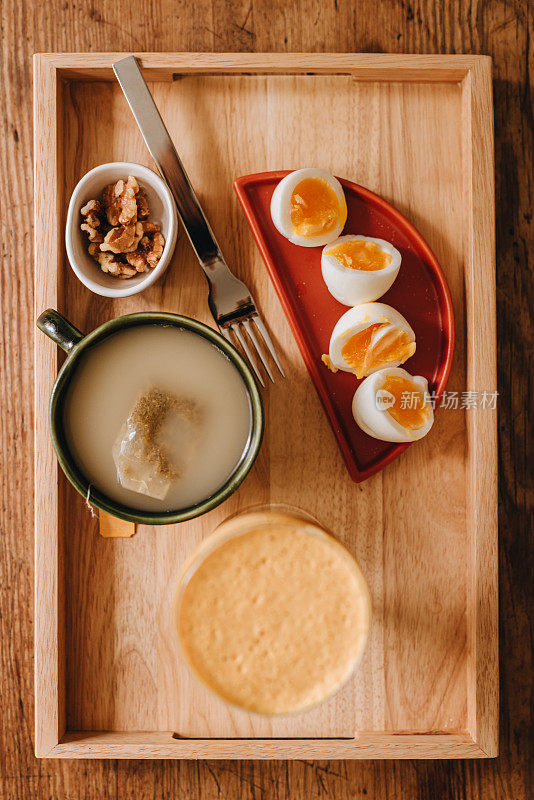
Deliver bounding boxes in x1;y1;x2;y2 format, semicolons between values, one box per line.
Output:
100;222;144;254
97;251;137;279
102;175;140;226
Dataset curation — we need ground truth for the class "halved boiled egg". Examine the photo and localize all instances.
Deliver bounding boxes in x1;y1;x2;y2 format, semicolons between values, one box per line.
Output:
321;235;401;305
270;168;347;247
352;367;434;442
323;302;416;379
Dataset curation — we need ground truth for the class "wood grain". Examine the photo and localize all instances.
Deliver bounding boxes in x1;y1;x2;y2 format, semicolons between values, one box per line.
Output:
34;51;486;80
47;731;485;760
32;52;66;759
462;59;498;759
34;56;493;757
1;0;531;798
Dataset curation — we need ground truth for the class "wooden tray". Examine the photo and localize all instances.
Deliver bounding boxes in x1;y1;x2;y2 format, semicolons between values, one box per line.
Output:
34;53;497;760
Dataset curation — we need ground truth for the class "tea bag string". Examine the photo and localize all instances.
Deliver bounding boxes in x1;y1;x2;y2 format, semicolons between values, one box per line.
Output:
85;484;97;518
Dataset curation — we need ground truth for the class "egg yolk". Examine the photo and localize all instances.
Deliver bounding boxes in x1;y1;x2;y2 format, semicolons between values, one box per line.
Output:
340;322;416;379
382;375;430;431
325;239;391;271
290;178;345;237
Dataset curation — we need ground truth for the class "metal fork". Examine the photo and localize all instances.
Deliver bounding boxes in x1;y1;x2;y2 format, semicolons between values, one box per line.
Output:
113;56;284;386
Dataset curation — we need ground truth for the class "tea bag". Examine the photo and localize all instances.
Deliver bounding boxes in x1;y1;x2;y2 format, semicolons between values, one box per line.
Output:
113;388;199;500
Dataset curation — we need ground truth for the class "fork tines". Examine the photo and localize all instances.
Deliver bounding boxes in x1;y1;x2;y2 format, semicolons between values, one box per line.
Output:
220;314;285;387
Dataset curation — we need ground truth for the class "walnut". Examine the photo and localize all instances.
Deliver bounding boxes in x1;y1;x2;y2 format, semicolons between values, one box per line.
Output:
97;252;122;275
140;220;161;233
124;225;165;273
97;252;137;278
145;232;165;268
119;266;138;279
80;198;105;243
100;222;143;254
119;176;139;225
126;175;139;193
102;183;120;226
136;187;149;219
125;250;147;272
81;223;104;243
102;175;140;226
80;199;101;216
84;212;101;229
88;243;101;260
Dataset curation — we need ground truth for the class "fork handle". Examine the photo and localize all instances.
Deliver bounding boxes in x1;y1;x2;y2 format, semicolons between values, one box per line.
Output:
113;56;224;272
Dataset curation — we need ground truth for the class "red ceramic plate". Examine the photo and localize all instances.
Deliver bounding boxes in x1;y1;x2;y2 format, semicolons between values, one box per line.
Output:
234;171;455;482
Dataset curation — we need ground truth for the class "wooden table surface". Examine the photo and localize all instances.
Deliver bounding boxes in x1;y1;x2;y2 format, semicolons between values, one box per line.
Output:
1;1;531;798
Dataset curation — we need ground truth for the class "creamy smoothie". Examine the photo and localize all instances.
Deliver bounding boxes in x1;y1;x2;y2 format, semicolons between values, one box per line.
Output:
177;510;370;715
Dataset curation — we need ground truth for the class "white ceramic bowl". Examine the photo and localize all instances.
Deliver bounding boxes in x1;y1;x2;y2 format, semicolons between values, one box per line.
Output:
66;162;178;298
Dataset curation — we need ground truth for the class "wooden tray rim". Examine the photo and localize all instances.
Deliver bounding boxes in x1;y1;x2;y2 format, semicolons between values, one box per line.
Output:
33;52;497;760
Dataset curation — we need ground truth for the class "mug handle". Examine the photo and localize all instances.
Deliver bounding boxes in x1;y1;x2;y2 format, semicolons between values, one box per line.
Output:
37;309;84;353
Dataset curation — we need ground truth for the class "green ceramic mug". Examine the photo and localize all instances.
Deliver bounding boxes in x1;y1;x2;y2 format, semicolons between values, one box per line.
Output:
37;309;264;525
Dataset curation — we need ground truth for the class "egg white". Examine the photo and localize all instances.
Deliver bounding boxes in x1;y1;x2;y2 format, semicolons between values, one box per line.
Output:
352;367;434;443
321;235;401;306
270;168;347;247
328;302;415;377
